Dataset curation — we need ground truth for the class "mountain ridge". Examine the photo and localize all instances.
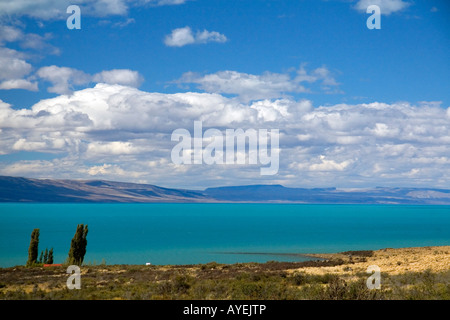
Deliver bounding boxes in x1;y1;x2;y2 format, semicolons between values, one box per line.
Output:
1;176;450;204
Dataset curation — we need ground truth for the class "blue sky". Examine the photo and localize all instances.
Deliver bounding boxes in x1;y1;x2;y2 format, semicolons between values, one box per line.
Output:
0;0;449;189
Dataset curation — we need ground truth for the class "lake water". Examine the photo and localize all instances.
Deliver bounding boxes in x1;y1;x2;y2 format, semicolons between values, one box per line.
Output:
0;203;449;267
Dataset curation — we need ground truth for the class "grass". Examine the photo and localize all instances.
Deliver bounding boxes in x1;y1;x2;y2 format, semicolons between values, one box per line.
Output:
1;246;448;300
0;261;448;300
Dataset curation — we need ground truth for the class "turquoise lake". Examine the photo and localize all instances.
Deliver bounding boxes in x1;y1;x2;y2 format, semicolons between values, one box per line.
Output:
0;203;449;267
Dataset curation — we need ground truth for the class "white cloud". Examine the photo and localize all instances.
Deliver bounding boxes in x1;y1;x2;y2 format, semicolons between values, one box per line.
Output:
0;160;57;175
83;163;134;177
0;85;449;188
179;70;305;102
354;0;411;15
0;47;38;91
0;48;32;81
0;0;187;20
312;67;339;86
20;32;60;54
37;65;91;95
164;26;227;47
113;18;136;28
150;0;187;6
195;30;227;44
86;141;144;157
92;69;143;88
309;156;354;172
36;66;144;94
164;27;195;47
92;0;128;16
0;24;59;55
177;65;340;102
0;25;24;43
0;25;59;91
13;138;47;151
86;164;115;176
0;79;38;91
295;64;339;86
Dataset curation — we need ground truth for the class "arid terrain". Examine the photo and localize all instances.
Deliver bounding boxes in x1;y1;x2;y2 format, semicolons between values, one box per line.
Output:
0;246;448;300
304;245;450;275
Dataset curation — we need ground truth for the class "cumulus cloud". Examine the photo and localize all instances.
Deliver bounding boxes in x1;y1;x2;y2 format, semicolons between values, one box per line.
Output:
309;156;354;172
83;164;128;176
92;69;144;88
91;0;128;16
0;48;32;80
0;27;142;94
0;47;39;91
36;66;144;94
37;66;91;95
354;0;411;15
177;65;340;102
0;25;59;90
178;70;304;102
0;24;60;55
0;0;92;20
164;27;195;47
195;29;228;44
0;84;449;188
0;79;38;91
0;0;187;20
164;26;227;47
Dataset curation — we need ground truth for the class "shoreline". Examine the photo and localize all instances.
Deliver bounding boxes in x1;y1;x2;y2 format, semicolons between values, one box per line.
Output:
1;245;449;270
1;245;448;271
0;245;448;300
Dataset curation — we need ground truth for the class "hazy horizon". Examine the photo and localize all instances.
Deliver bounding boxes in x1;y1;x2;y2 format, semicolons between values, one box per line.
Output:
1;0;449;190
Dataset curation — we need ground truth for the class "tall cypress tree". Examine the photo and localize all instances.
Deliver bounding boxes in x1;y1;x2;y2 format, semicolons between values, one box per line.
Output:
68;224;88;265
48;248;54;264
43;248;48;264
26;229;40;267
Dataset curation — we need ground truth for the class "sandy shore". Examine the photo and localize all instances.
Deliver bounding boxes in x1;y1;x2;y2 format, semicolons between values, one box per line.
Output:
296;245;450;276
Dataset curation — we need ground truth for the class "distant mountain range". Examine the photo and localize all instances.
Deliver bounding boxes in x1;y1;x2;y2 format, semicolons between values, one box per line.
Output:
1;176;450;204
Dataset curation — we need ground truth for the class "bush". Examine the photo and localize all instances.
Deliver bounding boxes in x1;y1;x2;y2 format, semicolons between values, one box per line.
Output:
291;272;307;285
341;250;374;257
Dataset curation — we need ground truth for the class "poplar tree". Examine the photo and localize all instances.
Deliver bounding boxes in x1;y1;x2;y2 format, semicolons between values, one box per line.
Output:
43;248;48;264
48;248;54;264
26;229;40;267
68;224;88;265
